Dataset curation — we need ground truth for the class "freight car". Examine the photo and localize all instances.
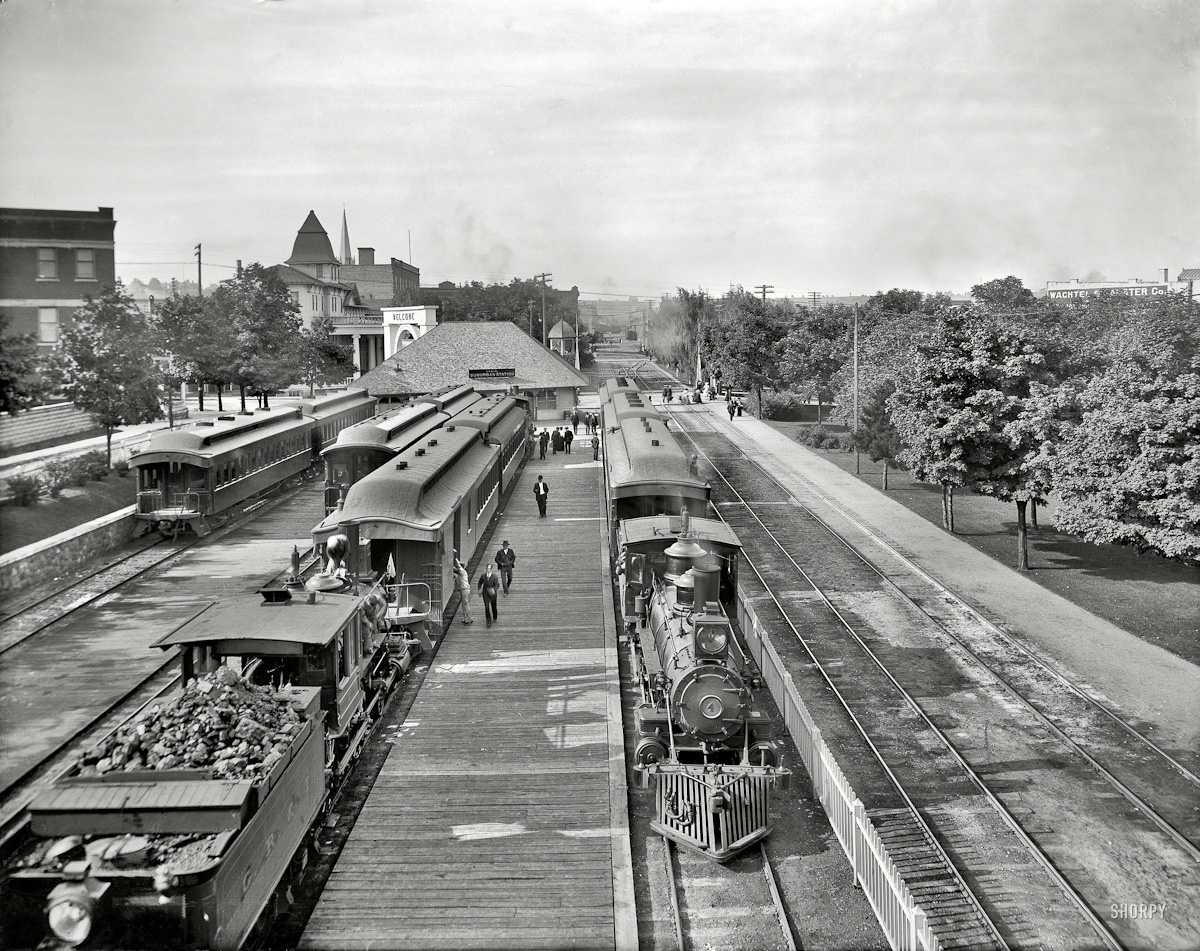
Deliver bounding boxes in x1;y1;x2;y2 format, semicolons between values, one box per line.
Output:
313;392;529;631
601;377;787;861
132;389;376;537
1;571;424;950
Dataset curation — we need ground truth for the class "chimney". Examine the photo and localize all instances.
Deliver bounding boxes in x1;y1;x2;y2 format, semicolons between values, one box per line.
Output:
1163;268;1170;282
359;248;375;266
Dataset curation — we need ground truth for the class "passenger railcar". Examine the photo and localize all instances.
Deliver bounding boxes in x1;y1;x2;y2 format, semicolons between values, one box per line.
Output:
601;377;787;862
1;571;423;950
132;390;375;537
599;378;709;549
312;394;529;630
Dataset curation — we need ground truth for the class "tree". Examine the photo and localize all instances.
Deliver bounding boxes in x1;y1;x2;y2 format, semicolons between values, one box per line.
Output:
155;293;233;413
45;283;163;465
298;313;356;396
779;303;850;421
0;317;46;414
700;288;787;414
435;278;579;345
854;381;903;489
206;264;302;412
1052;366;1200;562
970;275;1036;311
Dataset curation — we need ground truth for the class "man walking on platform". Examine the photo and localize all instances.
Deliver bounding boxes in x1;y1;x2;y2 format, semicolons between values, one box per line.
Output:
571;409;579;433
591;432;600;461
453;552;473;625
564;428;574;454
533;475;549;518
539;429;548;459
495;540;516;595
478;563;500;628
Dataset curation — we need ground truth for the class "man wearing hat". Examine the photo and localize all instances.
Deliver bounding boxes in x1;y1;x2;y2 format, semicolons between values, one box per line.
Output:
495;539;517;596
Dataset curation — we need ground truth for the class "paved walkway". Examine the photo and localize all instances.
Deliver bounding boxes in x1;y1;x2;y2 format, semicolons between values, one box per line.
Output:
683;398;1200;760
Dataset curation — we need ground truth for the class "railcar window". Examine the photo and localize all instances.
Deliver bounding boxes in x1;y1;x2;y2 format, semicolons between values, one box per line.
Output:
304;644;324;672
628;553;645;584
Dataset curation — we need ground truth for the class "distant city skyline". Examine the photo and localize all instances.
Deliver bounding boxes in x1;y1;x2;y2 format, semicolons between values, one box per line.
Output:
2;0;1196;301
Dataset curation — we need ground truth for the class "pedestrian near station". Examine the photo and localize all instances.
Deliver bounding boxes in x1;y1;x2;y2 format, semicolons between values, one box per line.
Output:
478;563;500;628
564;428;574;454
539;429;548;459
728;400;736;421
571;409;580;433
495;540;516;595
591;432;600;460
534;474;550;518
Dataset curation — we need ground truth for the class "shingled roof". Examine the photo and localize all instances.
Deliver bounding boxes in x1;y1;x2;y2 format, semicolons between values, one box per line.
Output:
285;210;340;266
354;320;589;397
1177;269;1200;281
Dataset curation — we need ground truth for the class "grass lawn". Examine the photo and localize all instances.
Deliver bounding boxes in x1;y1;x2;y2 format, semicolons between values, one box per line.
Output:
0;477;134;555
766;421;1200;667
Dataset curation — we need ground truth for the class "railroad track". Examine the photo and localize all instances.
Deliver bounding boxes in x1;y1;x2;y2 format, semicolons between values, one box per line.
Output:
0;481;327;858
669;408;1200;950
0;535;190;656
662;837;797;951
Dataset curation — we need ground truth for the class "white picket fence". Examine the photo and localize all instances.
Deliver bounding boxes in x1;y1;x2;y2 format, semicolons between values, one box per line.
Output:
737;590;943;951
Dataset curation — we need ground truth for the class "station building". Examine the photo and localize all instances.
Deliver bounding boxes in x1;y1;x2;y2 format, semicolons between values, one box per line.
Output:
353;320;589;420
0;206;116;349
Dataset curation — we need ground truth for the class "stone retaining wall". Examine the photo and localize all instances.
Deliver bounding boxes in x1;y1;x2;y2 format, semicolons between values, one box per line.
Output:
0;506;136;597
0;403;96;453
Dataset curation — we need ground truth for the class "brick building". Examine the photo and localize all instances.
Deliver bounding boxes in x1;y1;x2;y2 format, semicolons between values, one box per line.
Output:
0;206;116;348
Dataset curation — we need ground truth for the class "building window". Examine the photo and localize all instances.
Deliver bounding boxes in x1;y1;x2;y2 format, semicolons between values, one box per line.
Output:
75;248;96;280
290;291;300;306
38;307;59;344
37;248;58;280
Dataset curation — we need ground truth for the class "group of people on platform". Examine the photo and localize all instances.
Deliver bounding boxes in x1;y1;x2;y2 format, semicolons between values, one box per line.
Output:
454;537;518;629
537;425;600;460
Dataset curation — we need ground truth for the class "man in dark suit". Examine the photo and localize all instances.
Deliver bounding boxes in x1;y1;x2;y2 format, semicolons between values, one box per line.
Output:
533;475;549;518
478;563;500;628
495;540;516;595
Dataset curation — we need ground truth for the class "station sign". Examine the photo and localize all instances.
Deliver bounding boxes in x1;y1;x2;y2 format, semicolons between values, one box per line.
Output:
469;368;516;379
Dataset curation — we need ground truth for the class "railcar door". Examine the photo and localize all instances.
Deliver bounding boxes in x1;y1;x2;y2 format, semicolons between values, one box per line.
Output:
164;461;209;515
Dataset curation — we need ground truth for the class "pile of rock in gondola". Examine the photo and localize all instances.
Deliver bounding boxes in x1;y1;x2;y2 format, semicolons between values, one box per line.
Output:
77;665;304;782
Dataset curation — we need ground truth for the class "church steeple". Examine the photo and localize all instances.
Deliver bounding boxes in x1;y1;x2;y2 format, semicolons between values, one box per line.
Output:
339;210;353;266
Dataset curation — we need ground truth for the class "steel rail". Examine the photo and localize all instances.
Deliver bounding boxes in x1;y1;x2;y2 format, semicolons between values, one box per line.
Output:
0;537;194;658
670;410;1121;951
707;422;1200;790
691;415;1200;862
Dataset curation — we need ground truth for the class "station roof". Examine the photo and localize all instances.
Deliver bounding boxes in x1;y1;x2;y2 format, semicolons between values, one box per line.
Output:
354;321;588;397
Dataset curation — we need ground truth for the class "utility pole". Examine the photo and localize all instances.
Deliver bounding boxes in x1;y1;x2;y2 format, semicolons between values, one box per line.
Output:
808;290;822;309
754;284;774;302
195;243;203;297
527;302;534;339
533;273;552;348
853;304;860;475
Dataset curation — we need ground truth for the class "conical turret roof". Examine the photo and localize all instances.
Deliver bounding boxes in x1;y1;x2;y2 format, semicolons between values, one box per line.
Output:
286;210;340;266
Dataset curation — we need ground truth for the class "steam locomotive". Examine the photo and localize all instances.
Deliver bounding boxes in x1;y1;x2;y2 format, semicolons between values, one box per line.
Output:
600;378;788;862
0;555;426;950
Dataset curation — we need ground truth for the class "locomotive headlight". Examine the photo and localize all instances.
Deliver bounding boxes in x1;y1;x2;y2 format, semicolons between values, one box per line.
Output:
46;879;108;946
696;625;727;656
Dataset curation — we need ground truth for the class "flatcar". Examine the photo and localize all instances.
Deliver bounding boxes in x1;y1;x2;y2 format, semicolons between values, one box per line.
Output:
601;377;787;862
0;568;424;950
312;393;529;630
132;389;376;537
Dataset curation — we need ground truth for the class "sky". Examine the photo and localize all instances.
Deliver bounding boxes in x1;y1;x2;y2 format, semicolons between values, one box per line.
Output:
1;0;1197;300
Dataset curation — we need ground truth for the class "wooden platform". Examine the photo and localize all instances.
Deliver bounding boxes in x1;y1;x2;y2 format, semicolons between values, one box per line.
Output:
300;454;636;950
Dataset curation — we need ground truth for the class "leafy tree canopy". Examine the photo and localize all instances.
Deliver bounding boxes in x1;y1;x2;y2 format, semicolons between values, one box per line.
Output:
970;275;1036;311
1052;365;1200;563
435;278;576;345
298;313;356;396
700;288;789;410
45;283;163;464
0;317;47;414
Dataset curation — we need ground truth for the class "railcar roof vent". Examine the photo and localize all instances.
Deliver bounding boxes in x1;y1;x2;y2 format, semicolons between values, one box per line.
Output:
429;438;438;446
446;425;455;431
259;587;292;604
651;439;660;446
218;415;236;421
416;448;425;456
396;460;408;469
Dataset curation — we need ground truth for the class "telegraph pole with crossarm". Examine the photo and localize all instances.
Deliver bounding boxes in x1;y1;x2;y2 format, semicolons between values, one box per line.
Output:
533;273;552;347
